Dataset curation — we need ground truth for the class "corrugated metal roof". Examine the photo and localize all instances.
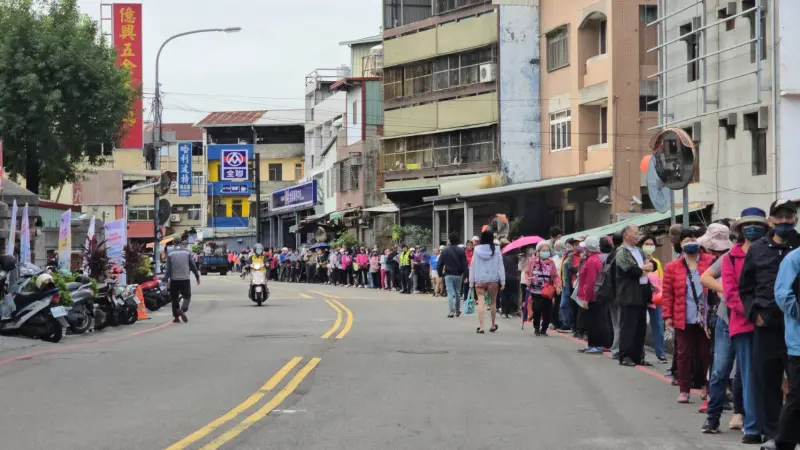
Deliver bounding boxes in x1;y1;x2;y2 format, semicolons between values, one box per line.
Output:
339;35;382;46
195;110;267;128
561;203;711;241
144;123;202;141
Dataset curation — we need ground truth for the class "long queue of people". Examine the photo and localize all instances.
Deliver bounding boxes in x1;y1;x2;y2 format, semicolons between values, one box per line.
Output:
435;200;798;450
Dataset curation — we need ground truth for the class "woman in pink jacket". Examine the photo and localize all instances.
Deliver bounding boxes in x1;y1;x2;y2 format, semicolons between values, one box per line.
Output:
577;237;605;354
720;207;768;441
355;249;369;288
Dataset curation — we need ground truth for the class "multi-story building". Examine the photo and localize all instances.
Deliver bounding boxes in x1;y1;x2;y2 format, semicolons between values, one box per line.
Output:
380;0;543;240
195;111;305;236
651;0;774;219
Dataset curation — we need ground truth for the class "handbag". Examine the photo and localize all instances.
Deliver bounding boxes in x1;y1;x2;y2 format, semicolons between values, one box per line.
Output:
353;263;360;271
541;284;556;300
683;258;710;339
463;288;476;314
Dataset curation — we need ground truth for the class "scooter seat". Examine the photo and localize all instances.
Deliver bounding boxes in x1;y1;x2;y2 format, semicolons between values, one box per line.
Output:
65;282;84;291
71;290;93;303
13;288;58;310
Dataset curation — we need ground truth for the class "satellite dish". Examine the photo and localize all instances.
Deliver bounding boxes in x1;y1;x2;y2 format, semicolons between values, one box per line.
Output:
158;199;171;225
650;128;696;190
314;227;327;243
155;172;171;196
646;157;671;213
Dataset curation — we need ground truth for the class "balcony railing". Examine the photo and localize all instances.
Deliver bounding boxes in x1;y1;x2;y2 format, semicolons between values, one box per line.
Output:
382;142;496;172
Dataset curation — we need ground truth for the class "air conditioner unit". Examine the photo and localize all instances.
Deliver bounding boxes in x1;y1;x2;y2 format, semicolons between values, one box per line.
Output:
170;181;177;191
479;63;497;83
170;214;181;222
349;152;362;166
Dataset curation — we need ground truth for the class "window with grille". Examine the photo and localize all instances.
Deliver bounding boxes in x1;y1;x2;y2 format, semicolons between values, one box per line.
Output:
403;62;432;97
294;163;303;180
188;205;201;221
432;46;496;91
547;26;569;71
549;110;572;150
192;172;204;187
231;200;243;218
127;205;154;221
383;67;404;100
640;5;657;24
434;0;487;15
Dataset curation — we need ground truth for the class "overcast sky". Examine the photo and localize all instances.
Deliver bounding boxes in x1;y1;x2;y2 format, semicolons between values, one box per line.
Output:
77;0;382;124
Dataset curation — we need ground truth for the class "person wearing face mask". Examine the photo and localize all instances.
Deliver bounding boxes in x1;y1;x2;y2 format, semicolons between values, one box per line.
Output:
614;225;654;367
706;208;768;443
524;241;562;336
638;235;667;364
740;200;800;448
663;229;716;402
519;246;535;296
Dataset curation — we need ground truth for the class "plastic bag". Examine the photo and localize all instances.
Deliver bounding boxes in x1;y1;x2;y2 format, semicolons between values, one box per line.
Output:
463;288;475;315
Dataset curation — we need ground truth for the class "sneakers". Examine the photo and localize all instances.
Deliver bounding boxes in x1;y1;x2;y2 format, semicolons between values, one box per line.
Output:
447;313;455;318
701;418;720;434
557;327;571;333
677;392;690;403
540;330;549;337
729;413;744;430
586;347;604;354
741;434;762;445
456;311;461;317
698;398;709;413
658;356;669;364
172;318;180;324
180;312;188;323
534;330;541;336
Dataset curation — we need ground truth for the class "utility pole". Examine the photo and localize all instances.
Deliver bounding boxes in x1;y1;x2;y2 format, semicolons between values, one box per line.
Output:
255;153;262;242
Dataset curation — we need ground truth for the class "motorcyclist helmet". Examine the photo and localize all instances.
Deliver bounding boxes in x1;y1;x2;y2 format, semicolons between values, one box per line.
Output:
254;243;264;255
36;273;55;290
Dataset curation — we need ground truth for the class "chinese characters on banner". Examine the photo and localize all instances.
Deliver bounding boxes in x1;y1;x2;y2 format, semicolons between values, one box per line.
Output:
178;142;193;197
220;149;248;181
58;210;72;271
113;3;143;149
104;219;127;284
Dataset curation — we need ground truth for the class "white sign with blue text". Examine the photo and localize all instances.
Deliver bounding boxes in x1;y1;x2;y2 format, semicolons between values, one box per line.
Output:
178;142;192;197
221;149;248;181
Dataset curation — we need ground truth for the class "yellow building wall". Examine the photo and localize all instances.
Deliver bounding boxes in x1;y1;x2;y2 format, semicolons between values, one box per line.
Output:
208;160;220;182
438;92;498;129
385;103;437;137
221;197;249;217
383;28;437;67
258;157;304;181
437;11;498;55
112;149;146;170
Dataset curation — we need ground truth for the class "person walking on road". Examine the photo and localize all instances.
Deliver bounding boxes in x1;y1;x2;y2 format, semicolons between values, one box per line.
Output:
524;240;561;336
439;233;468;318
164;238;201;324
740;199;800;446
469;230;505;334
429;247;441;296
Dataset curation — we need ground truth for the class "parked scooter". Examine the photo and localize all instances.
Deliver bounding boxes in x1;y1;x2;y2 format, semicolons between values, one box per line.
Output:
63;281;95;334
140;276;170;312
0;257;67;343
248;261;269;306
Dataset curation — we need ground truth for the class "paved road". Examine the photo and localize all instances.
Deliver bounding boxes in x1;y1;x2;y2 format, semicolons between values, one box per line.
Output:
0;276;745;449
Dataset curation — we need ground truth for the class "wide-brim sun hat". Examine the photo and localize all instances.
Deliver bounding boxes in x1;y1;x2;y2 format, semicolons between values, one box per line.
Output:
733;207;769;232
698;223;733;252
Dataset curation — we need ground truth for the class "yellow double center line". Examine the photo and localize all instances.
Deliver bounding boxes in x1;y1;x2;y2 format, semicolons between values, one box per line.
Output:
166;356;321;450
321;298;353;339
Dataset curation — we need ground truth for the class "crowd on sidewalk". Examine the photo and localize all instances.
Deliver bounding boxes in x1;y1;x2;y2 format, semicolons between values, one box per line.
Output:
223;199;800;449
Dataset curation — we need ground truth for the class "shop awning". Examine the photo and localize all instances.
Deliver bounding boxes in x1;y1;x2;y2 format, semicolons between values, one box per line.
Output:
146;237;174;249
329;207;361;221
363;203;399;214
561;202;711;241
382;173;498;195
424;170;613;202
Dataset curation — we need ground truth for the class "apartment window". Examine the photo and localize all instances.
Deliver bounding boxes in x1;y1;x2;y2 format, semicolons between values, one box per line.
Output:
231;200;243;218
352;101;358;125
718;8;735;31
192;171;204;187
187;205;201;221
745;111;767;176
598;20;607;55
640;5;658;24
432;126;496;167
744;0;767;62
550;110;572;150
600;107;608;144
294;163;303;180
547;26;569;71
433;46;496;91
720;118;736;140
212;200;226;217
434;0;486;15
384;66;404;100
403;61;432;97
681;22;699;82
268;163;282;181
128;205;154;221
640;95;658;112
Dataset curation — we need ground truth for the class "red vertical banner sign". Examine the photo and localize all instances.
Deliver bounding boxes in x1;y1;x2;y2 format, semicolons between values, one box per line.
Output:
112;3;143;149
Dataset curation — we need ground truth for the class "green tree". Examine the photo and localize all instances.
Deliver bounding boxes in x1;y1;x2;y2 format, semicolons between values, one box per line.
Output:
403;225;432;248
0;0;134;194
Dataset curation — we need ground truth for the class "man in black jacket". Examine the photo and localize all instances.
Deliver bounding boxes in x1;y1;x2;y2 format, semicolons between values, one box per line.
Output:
740;199;800;447
438;233;468;318
500;239;520;318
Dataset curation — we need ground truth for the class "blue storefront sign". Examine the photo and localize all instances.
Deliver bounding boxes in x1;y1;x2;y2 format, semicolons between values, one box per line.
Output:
271;180;317;213
221;184;250;194
177;142;192;197
220;149;248;181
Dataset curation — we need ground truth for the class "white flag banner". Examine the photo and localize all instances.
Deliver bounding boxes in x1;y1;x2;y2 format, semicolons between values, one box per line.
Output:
6;200;17;255
20;203;30;264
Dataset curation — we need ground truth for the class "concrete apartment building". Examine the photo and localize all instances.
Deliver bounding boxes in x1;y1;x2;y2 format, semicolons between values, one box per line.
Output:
380;0;541;240
651;0;775;219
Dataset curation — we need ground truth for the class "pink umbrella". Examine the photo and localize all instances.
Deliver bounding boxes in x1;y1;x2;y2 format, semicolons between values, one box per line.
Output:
501;236;544;254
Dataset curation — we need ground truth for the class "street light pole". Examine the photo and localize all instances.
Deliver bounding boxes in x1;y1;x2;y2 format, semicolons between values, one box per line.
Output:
152;27;241;273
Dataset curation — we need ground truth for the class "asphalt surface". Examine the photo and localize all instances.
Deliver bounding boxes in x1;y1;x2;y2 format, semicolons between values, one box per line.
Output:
0;275;747;449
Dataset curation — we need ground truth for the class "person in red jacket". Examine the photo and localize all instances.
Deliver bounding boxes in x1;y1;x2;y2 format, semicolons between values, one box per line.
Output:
663;228;715;404
577;236;605;354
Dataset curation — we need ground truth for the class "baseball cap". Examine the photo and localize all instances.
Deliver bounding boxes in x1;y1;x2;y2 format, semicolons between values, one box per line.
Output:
770;199;797;216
